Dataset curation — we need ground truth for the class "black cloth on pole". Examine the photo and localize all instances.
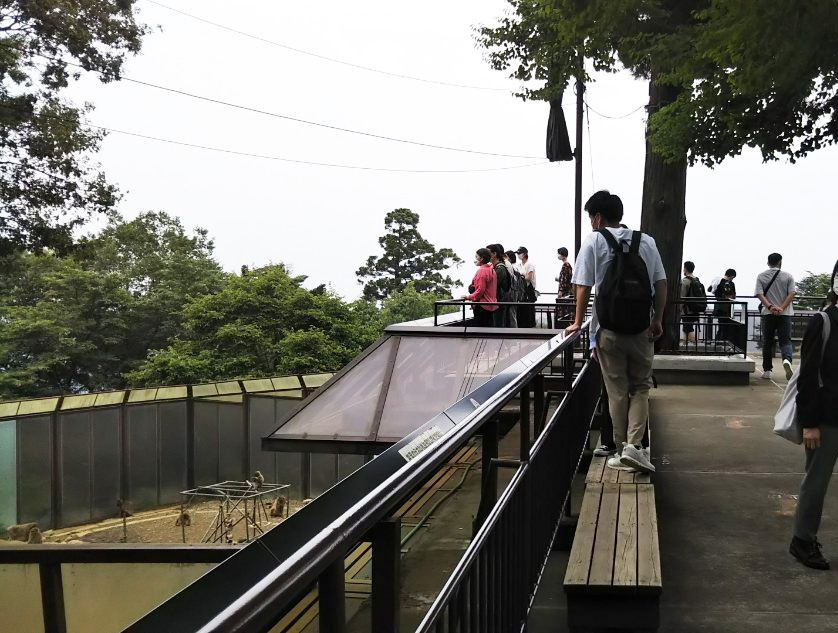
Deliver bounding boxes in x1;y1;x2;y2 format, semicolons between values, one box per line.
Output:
546;96;573;162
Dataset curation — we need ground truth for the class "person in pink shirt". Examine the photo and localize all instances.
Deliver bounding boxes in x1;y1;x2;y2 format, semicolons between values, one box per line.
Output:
461;247;498;327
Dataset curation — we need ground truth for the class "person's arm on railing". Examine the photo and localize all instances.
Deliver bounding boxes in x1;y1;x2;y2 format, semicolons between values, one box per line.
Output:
564;284;591;335
462;270;487;302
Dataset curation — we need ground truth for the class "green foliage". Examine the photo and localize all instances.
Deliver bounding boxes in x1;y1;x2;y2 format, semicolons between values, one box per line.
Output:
357;209;462;301
127;265;382;386
477;0;838;166
379;282;457;327
0;0;149;255
796;271;832;308
0;212;225;398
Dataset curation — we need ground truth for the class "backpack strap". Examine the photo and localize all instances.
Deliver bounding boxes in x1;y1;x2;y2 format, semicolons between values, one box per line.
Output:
597;228;621;252
629;231;642;254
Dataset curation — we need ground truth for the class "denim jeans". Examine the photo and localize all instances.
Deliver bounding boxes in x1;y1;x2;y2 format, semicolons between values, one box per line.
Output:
762;314;793;371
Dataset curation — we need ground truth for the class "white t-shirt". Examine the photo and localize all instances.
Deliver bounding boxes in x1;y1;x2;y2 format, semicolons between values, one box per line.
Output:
754;268;795;316
571;227;667;345
517;260;537;292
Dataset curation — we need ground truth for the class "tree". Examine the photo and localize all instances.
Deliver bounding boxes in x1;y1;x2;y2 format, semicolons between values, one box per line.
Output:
378;282;458;326
0;0;148;255
0;213;225;397
478;1;838;345
796;272;832;309
357;208;462;301
127;265;382;386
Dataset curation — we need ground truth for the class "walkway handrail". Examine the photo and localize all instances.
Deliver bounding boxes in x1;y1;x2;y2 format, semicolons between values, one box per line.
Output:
125;322;592;633
416;360;596;632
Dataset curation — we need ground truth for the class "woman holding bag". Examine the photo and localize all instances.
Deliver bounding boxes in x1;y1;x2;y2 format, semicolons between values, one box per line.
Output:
790;262;838;569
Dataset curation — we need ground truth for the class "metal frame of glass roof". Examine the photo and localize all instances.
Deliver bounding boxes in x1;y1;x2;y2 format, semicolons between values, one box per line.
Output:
262;325;557;455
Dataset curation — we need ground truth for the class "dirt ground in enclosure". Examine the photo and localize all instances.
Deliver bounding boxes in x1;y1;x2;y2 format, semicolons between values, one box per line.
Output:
29;498;308;545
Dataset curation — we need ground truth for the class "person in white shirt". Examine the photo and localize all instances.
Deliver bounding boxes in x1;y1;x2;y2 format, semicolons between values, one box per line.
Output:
565;190;667;474
755;253;796;380
515;246;537;327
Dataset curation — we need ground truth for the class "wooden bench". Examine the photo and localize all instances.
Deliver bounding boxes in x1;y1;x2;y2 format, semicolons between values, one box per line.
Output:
563;482;662;632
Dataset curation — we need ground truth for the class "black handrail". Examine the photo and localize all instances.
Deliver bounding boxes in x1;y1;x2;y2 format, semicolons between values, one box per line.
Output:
124;321;593;633
415;360;597;632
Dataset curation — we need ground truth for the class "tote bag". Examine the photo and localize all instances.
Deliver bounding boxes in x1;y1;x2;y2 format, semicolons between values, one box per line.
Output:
774;312;831;444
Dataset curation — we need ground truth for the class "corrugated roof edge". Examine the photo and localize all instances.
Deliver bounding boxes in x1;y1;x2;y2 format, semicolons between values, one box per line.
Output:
0;372;333;419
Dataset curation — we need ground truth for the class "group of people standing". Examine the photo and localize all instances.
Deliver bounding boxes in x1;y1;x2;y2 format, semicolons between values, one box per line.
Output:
461;244;538;327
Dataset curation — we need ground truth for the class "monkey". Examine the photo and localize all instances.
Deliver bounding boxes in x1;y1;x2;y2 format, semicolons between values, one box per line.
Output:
175;510;191;527
116;498;133;517
251;470;265;490
27;526;42;544
270;496;287;518
6;522;38;542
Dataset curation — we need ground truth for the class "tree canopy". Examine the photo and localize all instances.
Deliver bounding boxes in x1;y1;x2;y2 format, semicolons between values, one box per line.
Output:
127;265;382;386
0;0;148;255
0;212;225;398
477;0;838;167
356;208;462;301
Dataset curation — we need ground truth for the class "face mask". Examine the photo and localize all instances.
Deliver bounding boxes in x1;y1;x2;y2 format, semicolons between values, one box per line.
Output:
833;273;838;295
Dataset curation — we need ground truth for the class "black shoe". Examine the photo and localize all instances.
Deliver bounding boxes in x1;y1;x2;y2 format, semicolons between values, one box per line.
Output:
790;537;830;570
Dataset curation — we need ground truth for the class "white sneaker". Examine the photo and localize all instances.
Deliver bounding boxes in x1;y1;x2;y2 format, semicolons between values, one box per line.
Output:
607;454;636;472
761;370;772;380
783;359;793;380
620;443;656;474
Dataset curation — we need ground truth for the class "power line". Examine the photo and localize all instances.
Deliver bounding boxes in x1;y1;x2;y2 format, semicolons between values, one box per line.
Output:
584;101;645;120
1;40;542;160
23;108;548;173
145;0;510;92
95;123;549;172
585;104;595;191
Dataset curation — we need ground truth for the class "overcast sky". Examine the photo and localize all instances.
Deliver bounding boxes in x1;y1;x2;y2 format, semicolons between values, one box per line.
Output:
67;0;836;300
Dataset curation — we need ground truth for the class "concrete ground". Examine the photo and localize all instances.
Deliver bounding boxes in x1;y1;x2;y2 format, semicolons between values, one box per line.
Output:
530;368;838;633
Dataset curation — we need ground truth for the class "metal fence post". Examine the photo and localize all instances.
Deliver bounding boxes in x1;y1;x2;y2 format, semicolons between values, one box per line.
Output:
520;386;530;462
371;518;401;633
533;374;545;437
318;558;346;633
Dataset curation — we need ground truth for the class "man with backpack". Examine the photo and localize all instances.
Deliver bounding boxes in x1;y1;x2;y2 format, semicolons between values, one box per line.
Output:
565;190;667;474
755;253;796;380
504;250;523;327
487;244;511;327
680;261;707;346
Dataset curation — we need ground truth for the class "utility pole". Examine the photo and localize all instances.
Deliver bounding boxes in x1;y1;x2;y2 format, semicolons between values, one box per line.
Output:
573;65;585;257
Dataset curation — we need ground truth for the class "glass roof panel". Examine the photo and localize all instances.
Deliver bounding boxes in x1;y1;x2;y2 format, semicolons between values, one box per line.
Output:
376;337;544;441
270;338;394;440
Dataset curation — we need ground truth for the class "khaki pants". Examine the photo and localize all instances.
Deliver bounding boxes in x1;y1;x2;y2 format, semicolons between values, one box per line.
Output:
597;329;654;447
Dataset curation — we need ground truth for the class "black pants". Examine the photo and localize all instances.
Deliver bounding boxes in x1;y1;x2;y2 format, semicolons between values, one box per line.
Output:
762;314;792;371
472;304;494;327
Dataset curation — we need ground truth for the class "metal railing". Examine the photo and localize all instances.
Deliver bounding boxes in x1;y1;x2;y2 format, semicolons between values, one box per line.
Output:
416;349;599;633
124;322;595;633
661;299;750;358
433;298;589;330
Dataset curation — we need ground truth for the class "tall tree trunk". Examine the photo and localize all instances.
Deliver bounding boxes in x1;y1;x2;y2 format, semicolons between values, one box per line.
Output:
640;76;688;350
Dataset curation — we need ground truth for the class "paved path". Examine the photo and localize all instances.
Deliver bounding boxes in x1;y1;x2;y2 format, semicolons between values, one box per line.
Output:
531;373;838;632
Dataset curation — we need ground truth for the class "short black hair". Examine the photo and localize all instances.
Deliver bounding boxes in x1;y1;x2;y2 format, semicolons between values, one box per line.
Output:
505;250;517;264
476;247;491;264
486;243;504;258
768;253;782;267
725;268;737;278
557;247;569;257
584;190;624;223
684;261;695;274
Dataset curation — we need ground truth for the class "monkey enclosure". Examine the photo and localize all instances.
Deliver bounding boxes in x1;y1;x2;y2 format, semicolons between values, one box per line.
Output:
178;481;290;544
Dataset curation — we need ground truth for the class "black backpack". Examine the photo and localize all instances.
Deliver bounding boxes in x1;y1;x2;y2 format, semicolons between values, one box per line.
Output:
686;276;707;313
595;229;653;334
